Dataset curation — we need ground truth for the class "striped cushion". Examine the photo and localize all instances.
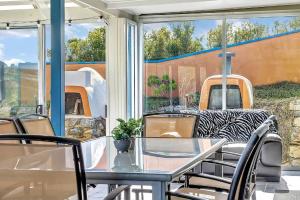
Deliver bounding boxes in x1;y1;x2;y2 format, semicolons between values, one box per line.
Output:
180;109;278;142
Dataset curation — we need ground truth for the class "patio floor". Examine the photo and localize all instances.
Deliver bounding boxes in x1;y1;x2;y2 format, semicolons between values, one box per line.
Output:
88;171;300;200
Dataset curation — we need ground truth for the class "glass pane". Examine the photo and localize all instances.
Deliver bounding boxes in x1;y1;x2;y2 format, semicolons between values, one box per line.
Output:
226;16;300;167
208;85;242;109
127;23;136;118
63;22;107;140
143;20;223;113
45;2;107;140
0;28;39;117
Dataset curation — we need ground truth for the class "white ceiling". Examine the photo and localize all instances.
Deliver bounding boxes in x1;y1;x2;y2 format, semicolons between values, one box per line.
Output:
0;0;299;25
102;0;300;15
0;0;101;25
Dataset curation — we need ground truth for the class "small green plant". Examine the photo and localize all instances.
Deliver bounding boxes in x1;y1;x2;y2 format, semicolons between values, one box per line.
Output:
147;74;177;97
112;118;142;140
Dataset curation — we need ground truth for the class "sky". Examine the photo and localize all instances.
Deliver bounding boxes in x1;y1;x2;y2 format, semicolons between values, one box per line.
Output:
0;16;296;67
144;16;296;48
0;23;102;67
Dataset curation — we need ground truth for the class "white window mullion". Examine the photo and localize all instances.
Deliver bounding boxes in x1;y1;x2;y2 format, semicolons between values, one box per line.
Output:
106;17;127;134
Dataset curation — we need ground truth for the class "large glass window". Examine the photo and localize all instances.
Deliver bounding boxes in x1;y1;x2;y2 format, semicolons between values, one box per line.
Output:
0;29;39;117
226;16;300;167
143;20;223;113
142;15;300;168
46;22;107;140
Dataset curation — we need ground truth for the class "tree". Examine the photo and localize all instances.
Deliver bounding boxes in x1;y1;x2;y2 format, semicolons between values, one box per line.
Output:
144;22;203;60
289;17;300;31
66;27;106;62
207;22;267;48
207;24;234;49
272;21;289;34
144;27;171;60
232;22;267;43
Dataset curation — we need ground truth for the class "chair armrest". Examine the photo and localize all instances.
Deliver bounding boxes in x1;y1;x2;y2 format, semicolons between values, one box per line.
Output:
184;172;232;185
103;185;129;200
202;159;237;168
166;191;209;200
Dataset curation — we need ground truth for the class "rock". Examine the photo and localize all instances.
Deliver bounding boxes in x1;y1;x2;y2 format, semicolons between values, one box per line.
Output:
294;105;300;111
294;111;300;117
289;144;300;159
65;116;106;140
289;101;295;111
293;117;300;127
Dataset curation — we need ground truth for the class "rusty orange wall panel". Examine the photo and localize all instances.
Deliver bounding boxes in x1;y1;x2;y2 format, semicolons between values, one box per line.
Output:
144;32;300;98
20;32;300;105
199;77;252;110
65;86;92;117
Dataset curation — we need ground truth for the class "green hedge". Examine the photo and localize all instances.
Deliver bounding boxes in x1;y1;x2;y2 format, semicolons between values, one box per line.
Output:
254;81;300;99
144;96;179;112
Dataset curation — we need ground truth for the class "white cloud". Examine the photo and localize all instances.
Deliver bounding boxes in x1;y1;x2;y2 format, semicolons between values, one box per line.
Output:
0;29;37;39
77;23;99;30
144;23;171;33
65;23;102;40
4;58;24;66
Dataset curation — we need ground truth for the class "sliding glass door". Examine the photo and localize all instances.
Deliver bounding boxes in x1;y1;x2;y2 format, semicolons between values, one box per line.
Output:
226;16;300;168
143;19;223;113
0;28;39;117
141;13;300;168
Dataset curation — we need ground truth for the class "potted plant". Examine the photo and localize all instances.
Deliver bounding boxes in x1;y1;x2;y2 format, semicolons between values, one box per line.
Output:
112;118;142;152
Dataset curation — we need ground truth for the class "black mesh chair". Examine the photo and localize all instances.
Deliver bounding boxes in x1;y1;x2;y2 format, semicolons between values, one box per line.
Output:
0;117;22;134
17;114;55;136
0;118;23;144
0;134;128;200
167;116;273;200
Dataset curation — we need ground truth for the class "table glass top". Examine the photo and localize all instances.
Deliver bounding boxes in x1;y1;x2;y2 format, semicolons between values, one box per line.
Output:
82;137;225;176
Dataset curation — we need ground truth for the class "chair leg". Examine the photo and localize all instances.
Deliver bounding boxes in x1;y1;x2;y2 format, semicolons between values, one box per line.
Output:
141;185;144;200
124;186;130;200
251;190;257;200
108;184;116;193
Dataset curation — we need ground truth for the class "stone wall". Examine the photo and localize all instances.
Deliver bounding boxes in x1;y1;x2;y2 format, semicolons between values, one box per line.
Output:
288;99;300;166
65;116;106;140
254;98;294;165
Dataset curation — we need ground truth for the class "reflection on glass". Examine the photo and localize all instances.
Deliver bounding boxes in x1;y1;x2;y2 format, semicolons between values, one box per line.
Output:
82;137;221;174
0;29;38;117
226;16;300;167
208;85;242;109
143;20;223;112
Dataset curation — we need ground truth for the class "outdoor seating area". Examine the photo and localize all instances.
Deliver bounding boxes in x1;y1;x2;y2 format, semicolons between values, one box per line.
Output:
0;0;300;200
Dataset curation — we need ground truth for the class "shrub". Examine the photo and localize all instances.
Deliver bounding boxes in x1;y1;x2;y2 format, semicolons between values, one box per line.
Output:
254;81;300;99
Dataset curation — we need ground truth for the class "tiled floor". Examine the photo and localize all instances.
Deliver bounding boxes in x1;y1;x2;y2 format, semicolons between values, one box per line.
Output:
88;171;300;200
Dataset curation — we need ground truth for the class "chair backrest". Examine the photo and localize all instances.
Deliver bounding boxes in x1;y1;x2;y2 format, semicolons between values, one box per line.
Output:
0;118;22;144
0;118;20;134
228;116;274;200
17;114;55;136
143;113;199;138
0;134;87;200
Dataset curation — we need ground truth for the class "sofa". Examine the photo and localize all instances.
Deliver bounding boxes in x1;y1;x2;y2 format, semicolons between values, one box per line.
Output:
189;109;282;182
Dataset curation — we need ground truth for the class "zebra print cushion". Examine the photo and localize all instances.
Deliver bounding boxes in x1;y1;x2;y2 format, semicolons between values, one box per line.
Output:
216;110;272;142
193;109;278;142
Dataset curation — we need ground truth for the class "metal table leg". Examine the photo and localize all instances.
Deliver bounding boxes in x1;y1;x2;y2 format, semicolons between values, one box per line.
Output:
152;181;167;200
215;147;223;177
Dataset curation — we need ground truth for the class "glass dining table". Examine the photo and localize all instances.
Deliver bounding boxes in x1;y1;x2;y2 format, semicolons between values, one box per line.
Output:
81;136;227;200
